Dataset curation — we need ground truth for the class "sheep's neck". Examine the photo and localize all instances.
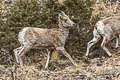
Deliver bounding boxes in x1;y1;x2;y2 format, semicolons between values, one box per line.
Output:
59;20;69;40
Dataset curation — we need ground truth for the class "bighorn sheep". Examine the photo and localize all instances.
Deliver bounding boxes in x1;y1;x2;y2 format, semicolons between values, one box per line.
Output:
86;14;120;57
13;11;77;68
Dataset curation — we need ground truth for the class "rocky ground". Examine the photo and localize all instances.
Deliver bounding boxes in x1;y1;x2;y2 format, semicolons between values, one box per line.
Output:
0;0;120;80
0;48;120;80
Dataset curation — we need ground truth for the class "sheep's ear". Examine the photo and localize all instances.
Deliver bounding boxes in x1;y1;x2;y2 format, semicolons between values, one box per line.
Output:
58;13;62;19
61;11;65;16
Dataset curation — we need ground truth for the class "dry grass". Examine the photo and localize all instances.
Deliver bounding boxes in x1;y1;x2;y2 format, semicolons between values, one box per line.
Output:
0;0;120;80
0;53;120;80
91;1;120;20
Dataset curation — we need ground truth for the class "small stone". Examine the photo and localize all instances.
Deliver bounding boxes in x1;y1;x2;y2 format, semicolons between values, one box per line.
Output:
74;75;86;80
97;61;102;66
115;61;120;66
61;75;69;80
104;74;112;79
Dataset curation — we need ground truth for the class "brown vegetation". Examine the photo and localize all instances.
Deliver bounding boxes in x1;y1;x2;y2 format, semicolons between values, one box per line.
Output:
0;0;120;80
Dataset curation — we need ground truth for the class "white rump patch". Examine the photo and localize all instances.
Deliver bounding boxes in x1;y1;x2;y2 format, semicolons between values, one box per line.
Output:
18;27;29;45
96;20;105;35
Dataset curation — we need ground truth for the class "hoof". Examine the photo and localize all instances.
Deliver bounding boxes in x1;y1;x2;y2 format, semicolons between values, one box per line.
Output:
115;46;119;49
44;65;49;70
44;67;48;70
83;56;90;64
108;55;112;58
109;54;112;57
84;56;89;60
85;54;88;57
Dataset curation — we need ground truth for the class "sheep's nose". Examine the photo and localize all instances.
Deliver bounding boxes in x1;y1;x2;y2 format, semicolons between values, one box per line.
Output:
73;23;76;26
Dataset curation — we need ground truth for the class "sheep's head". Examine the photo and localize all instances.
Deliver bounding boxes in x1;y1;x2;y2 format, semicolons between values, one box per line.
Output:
59;11;75;28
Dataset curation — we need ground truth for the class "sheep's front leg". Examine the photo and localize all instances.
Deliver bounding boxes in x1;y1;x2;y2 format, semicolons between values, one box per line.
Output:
45;49;51;69
56;47;77;67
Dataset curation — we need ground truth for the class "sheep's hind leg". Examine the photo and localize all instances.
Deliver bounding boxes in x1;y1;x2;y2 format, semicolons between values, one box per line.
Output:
18;45;32;68
115;35;119;48
86;36;100;57
101;37;112;57
13;46;22;64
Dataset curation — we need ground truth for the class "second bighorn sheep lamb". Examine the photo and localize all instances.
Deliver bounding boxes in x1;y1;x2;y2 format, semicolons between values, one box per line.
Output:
86;14;120;57
13;11;77;68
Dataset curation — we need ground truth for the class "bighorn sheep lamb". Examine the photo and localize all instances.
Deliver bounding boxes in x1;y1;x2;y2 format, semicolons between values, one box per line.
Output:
86;14;120;57
13;11;77;68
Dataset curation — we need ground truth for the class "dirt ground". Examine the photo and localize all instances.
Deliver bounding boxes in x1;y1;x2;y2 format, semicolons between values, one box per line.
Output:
0;48;120;80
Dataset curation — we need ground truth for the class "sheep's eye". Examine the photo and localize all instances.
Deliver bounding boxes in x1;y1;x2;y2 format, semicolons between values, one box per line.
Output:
64;19;67;22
